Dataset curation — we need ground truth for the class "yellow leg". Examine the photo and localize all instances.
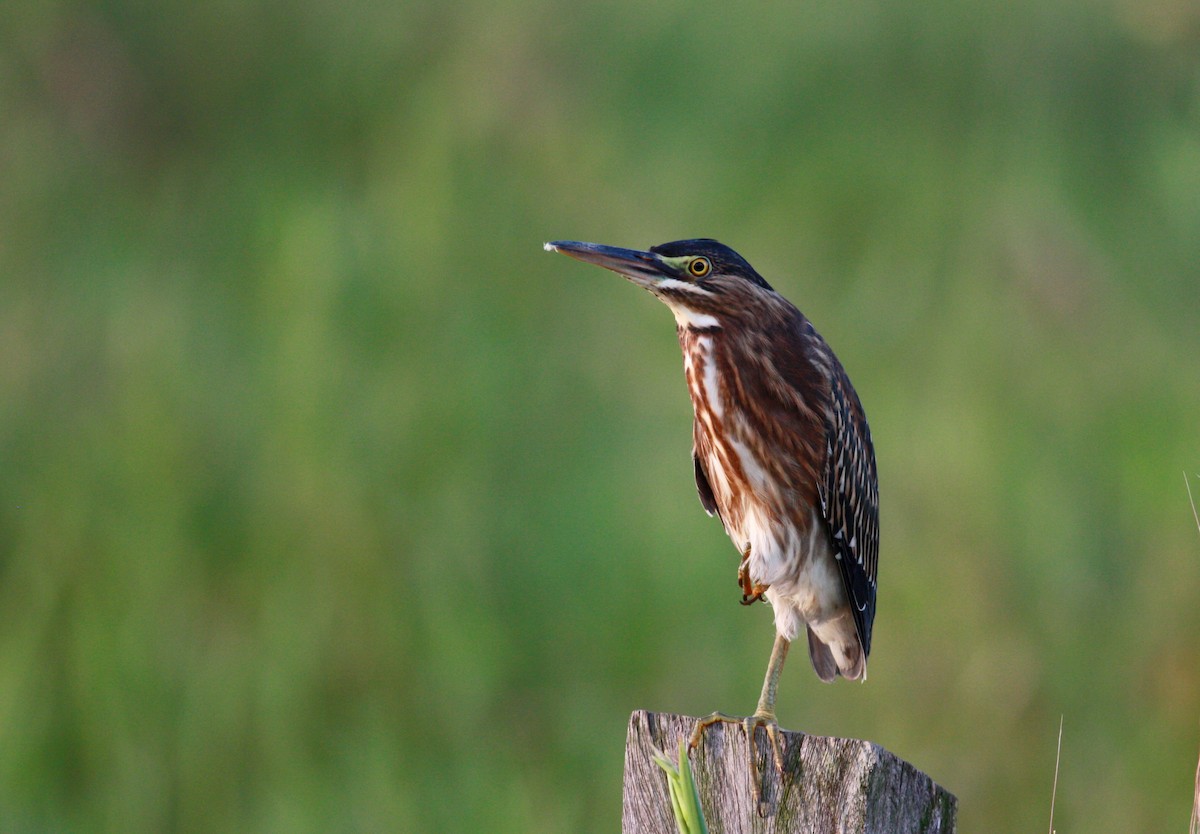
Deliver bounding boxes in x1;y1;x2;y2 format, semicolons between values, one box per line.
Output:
749;632;790;774
689;634;791;804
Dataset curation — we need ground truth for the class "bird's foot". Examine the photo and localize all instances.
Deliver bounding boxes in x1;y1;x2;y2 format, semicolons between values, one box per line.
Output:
743;710;786;780
740;584;769;605
737;559;768;605
689;710;787;811
688;710;741;753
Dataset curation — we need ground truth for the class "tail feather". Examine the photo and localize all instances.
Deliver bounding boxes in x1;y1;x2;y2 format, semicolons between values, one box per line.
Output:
806;616;867;682
806;627;837;682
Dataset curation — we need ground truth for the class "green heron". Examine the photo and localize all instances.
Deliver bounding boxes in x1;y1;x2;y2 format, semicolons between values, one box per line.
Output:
546;239;879;783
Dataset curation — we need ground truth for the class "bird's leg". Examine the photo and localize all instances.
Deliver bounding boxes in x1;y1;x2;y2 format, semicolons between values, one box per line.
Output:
748;632;790;774
689;634;792;808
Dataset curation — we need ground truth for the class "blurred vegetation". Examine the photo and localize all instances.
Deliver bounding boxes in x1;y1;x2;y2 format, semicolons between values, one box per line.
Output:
1;0;1198;831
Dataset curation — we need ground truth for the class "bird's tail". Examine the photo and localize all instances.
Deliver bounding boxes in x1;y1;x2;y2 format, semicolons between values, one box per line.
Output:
806;614;866;682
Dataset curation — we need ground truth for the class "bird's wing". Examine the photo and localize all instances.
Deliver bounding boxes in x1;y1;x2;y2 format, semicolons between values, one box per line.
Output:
819;362;880;657
693;448;720;519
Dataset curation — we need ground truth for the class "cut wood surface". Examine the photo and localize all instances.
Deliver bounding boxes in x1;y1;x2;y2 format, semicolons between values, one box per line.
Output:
622;710;957;834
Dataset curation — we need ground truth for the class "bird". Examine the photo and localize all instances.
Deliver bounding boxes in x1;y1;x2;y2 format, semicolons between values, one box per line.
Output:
546;238;879;787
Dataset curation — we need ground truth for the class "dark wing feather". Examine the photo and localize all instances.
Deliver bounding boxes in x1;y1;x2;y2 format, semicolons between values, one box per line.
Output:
693;449;720;518
765;311;880;657
819;363;879;657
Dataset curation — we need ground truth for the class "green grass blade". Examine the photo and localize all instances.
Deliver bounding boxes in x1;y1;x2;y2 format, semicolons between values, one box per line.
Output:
651;740;708;834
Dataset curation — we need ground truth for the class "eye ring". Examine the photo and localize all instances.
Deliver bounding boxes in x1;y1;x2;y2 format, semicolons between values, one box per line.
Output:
688;257;711;278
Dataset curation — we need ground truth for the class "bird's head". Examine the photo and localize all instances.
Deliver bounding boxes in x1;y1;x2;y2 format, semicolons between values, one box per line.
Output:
545;238;777;330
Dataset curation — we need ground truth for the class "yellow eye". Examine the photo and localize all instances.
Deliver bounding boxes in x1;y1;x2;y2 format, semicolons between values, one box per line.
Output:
688;257;711;278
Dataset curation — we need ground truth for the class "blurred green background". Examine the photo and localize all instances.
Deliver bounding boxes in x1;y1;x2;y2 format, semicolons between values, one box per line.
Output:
2;0;1198;831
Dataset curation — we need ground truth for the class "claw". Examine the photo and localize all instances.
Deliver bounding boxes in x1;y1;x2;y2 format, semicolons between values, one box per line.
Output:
754;714;786;776
737;555;768;605
688;711;737;751
740;584;768;605
690;711;787;812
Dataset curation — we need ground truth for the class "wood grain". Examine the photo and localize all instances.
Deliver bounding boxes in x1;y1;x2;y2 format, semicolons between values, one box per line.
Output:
622;710;956;834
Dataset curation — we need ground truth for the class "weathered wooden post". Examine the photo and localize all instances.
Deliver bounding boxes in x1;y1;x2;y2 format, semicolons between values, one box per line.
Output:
623;711;956;833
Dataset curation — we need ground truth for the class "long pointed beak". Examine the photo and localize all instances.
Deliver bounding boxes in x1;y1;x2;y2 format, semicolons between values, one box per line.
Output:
544;240;675;286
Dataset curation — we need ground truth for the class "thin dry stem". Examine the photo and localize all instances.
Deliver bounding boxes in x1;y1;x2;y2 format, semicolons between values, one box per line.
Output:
1190;740;1198;834
1187;473;1199;834
1186;472;1200;539
1048;715;1063;834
